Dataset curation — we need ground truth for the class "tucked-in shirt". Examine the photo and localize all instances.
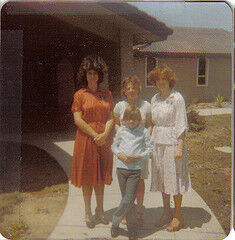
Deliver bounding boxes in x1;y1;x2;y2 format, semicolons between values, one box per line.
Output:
151;90;188;145
111;125;153;170
113;100;151;126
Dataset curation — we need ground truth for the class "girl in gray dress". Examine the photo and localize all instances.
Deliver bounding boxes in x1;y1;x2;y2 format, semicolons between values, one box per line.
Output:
148;64;191;232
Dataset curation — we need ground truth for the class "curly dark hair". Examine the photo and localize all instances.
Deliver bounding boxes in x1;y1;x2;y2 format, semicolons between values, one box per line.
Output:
77;55;108;88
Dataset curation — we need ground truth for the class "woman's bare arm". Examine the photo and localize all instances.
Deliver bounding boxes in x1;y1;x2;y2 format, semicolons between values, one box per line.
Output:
94;112;114;146
175;131;185;159
73;112;98;138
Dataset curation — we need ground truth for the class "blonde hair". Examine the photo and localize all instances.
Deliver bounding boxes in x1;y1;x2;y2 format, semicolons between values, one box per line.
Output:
122;105;142;124
121;76;142;97
148;64;177;89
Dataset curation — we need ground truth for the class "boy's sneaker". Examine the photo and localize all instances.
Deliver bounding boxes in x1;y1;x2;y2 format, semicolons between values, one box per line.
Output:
128;230;138;240
111;225;119;238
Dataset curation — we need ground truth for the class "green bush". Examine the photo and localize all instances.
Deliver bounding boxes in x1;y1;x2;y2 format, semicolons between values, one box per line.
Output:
215;94;224;108
187;109;205;132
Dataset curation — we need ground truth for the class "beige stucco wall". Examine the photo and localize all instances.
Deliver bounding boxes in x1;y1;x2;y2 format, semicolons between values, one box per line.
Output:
120;29;135;80
134;55;232;104
207;56;232;101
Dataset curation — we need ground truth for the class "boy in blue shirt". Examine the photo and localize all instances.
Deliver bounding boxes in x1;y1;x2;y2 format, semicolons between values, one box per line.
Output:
111;106;153;240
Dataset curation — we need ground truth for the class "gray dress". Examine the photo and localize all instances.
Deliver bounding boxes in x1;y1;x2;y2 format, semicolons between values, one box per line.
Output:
150;90;191;195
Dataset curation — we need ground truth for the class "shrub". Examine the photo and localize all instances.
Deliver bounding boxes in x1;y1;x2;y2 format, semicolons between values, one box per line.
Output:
187;109;205;132
215;94;224;108
191;97;200;104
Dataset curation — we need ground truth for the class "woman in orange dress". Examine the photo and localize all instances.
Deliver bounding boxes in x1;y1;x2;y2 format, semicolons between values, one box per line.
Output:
71;55;114;228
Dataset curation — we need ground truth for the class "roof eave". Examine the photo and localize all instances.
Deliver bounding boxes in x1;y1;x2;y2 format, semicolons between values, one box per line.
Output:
100;2;173;45
134;51;232;57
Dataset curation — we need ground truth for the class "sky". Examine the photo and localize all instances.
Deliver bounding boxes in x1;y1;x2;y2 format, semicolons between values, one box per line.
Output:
129;1;233;32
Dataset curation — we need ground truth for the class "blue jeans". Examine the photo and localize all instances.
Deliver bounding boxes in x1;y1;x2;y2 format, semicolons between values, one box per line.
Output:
112;168;141;231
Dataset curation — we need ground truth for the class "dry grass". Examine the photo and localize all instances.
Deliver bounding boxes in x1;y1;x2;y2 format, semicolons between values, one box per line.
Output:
0;143;69;239
186;114;231;234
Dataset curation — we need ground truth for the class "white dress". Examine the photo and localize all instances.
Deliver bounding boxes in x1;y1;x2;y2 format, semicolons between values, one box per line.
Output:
150;90;191;195
113;100;151;179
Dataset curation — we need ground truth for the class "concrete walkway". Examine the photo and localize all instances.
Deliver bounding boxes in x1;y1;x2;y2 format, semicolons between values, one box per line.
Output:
198;107;232;116
21;132;227;240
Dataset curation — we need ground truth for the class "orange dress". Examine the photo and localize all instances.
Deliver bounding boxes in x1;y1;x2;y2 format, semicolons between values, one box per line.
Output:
71;88;114;188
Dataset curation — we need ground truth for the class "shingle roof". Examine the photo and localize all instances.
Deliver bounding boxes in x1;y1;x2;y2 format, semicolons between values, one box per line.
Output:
100;2;173;43
135;27;232;54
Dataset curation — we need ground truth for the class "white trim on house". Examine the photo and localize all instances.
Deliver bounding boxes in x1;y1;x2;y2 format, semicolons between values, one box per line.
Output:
196;57;209;87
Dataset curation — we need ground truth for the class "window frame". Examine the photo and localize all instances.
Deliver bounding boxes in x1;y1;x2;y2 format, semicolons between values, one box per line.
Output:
145;56;158;88
196;57;209;87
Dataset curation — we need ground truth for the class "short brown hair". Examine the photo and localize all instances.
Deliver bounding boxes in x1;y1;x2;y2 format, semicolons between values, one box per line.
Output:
122;105;142;124
148;64;177;89
121;76;142;97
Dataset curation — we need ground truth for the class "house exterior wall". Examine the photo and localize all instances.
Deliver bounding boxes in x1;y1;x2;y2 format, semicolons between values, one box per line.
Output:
56;18;135;103
134;55;232;104
133;56;156;103
120;29;135;80
207;57;232;101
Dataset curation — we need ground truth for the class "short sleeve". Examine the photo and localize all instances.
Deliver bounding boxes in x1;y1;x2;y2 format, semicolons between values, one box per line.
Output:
145;101;151;116
71;90;83;113
113;101;123;118
150;95;156;105
174;93;188;138
150;94;157;111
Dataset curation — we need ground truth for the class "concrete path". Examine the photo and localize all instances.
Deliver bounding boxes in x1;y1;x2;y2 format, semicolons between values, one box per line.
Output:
214;146;232;154
21;132;227;240
198;107;232;116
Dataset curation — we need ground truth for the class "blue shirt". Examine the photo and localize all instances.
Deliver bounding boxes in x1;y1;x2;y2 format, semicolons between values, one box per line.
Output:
111;125;153;170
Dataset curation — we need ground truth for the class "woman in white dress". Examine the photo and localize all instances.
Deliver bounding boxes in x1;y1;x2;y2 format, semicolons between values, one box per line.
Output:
148;64;191;231
113;76;152;225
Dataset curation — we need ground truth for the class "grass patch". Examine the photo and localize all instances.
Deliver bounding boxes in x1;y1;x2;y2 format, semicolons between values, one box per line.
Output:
51;184;68;194
7;220;29;239
0;143;69;239
186;114;231;234
36;207;50;214
7;193;25;205
0;193;25;219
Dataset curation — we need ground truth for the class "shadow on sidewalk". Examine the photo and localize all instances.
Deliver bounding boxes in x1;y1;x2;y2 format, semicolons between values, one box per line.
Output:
138;207;211;238
102;206;211;238
0;142;69;193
